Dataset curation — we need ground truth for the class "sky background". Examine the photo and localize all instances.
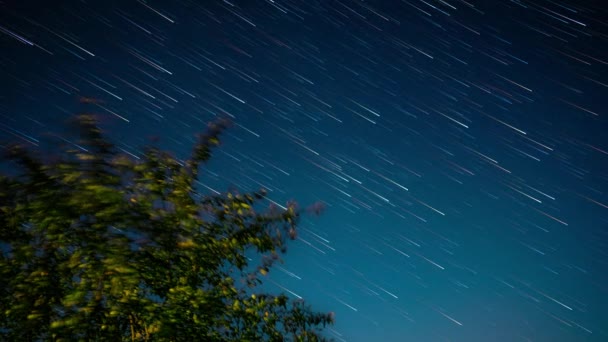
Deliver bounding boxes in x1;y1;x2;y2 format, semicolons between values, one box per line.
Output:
1;0;607;341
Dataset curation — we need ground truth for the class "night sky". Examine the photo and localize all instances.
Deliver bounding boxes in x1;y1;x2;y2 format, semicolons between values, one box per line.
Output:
1;0;608;340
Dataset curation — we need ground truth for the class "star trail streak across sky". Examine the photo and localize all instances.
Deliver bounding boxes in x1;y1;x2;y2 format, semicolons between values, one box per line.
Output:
1;0;607;340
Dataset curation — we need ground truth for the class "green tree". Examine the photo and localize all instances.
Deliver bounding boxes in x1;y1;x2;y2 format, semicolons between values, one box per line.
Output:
0;114;334;341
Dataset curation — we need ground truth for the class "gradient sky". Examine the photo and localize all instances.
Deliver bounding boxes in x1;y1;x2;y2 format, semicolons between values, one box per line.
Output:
1;0;607;341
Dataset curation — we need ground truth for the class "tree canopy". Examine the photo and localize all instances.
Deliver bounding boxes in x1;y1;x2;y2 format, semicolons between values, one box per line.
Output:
0;114;334;341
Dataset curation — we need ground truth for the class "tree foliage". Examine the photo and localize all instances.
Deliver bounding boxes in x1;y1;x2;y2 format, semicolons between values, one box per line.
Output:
0;114;334;341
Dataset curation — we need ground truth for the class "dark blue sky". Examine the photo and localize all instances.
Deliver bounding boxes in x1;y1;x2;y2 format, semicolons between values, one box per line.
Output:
1;0;607;340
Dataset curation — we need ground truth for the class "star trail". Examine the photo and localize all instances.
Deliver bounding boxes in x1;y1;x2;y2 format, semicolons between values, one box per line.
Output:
1;0;607;340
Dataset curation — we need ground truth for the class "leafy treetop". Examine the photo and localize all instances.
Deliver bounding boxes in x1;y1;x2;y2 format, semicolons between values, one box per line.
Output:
0;114;334;341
